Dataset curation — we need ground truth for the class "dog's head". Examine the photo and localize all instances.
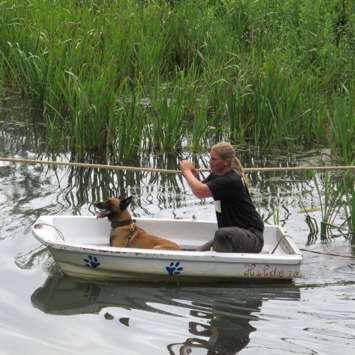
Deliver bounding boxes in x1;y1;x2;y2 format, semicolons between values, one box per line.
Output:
95;195;132;221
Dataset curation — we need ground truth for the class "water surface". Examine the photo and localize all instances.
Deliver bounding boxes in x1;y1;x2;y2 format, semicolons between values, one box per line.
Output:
1;99;354;354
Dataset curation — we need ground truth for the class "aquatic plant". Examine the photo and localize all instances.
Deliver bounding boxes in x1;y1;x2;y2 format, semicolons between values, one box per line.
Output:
1;0;355;162
330;91;355;165
310;169;355;239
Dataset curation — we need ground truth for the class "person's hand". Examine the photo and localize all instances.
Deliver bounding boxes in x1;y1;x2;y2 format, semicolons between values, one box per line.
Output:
180;160;198;176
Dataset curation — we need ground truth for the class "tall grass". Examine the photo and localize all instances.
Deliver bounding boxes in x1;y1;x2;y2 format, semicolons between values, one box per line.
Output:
330;91;355;165
1;0;355;161
310;169;355;239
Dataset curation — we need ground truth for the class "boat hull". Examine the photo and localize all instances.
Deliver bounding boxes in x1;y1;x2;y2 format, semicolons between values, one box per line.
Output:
32;216;302;282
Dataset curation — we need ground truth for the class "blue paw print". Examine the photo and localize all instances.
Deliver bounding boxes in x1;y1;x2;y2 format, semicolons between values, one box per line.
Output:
166;261;183;276
84;255;100;268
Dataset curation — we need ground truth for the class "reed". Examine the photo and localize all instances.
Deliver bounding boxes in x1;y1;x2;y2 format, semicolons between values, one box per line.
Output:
340;170;355;238
1;0;355;162
330;92;355;165
349;188;355;235
310;169;355;239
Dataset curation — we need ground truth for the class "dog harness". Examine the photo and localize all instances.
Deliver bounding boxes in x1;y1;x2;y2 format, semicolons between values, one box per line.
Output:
111;219;136;229
110;219;137;247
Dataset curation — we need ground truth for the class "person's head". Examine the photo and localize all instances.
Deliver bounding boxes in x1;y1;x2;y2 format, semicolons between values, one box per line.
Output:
209;141;250;192
209;141;244;175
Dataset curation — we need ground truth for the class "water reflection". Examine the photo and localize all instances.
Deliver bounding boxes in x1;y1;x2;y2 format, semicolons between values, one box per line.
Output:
39;153;319;223
0;98;46;155
57;153;201;217
0;97;330;226
32;274;300;354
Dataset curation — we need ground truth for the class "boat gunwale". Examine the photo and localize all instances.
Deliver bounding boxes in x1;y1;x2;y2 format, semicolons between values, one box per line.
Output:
32;216;303;265
43;241;302;262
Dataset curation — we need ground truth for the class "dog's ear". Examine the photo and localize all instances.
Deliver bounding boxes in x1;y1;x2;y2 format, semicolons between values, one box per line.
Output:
118;193;126;200
119;196;132;210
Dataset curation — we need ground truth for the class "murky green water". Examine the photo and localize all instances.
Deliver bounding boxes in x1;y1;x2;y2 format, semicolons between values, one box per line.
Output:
1;99;354;354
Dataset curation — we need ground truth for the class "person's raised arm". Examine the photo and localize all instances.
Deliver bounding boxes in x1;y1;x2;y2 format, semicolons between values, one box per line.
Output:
179;160;212;199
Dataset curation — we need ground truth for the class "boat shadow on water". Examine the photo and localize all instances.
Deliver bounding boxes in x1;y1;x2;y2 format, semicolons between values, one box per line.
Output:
31;274;301;354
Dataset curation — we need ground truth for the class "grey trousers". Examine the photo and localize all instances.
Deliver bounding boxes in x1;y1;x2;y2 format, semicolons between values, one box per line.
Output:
197;226;264;253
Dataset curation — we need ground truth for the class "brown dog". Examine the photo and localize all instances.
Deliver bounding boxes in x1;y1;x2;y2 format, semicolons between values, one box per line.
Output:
95;195;181;250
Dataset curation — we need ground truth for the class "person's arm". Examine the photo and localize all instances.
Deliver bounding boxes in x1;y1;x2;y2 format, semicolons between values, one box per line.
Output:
180;160;213;199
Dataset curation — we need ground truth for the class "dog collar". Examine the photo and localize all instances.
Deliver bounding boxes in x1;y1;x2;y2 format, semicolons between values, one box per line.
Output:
111;219;136;229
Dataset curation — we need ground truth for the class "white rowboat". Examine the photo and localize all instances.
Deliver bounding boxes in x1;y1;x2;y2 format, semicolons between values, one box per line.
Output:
32;216;302;282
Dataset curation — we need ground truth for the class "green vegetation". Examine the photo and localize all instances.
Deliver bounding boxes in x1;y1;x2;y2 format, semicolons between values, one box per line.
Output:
308;169;355;240
1;0;355;162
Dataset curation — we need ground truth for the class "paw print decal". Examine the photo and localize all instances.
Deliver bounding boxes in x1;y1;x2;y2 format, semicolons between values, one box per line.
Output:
166;261;183;276
84;255;100;268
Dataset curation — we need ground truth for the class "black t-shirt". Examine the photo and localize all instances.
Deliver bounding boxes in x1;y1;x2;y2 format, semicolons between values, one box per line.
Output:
203;170;264;231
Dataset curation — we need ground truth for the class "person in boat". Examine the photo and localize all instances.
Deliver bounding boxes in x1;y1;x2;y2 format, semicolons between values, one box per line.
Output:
179;141;264;253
